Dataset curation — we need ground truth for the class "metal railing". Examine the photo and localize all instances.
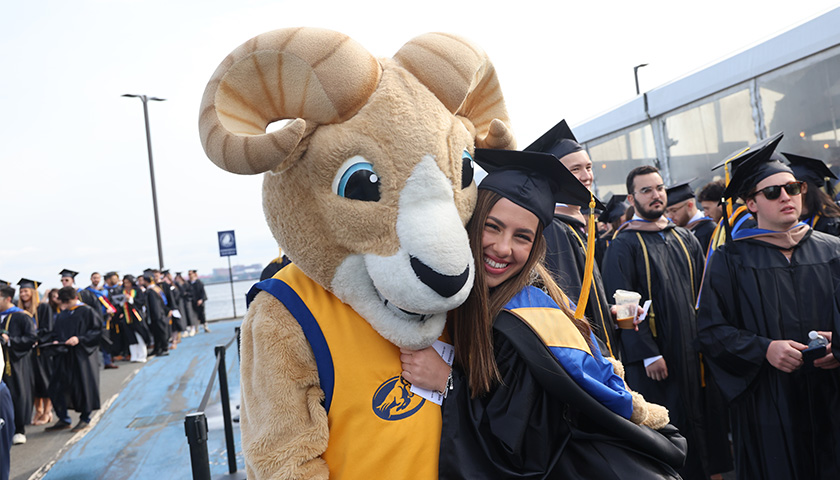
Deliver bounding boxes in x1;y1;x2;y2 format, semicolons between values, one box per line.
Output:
185;327;242;479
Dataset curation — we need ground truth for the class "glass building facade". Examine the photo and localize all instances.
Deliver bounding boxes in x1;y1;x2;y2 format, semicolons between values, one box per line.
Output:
576;9;840;200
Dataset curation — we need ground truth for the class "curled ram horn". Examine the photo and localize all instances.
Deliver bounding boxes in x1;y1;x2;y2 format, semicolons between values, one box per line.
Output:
199;27;383;175
394;32;516;150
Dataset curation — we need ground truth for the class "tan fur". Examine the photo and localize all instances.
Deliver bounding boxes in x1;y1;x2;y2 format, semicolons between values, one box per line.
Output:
264;60;478;288
606;356;670;430
240;292;329;479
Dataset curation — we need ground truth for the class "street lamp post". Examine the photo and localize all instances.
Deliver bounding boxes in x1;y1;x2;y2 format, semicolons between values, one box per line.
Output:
634;63;648;95
123;94;166;270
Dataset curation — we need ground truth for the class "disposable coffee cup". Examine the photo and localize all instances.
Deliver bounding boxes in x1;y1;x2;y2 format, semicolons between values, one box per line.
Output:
613;290;642;329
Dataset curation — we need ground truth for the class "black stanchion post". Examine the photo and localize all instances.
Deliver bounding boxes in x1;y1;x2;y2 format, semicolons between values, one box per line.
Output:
235;326;241;361
216;345;238;474
184;412;211;480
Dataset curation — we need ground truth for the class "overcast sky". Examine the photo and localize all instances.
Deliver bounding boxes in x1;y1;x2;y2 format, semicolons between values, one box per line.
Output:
3;0;839;290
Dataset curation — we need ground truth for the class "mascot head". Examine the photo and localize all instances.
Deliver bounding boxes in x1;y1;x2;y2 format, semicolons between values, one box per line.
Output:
199;28;515;349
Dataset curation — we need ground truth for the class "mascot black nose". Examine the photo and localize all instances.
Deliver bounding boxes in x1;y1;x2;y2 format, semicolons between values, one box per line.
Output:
410;256;469;298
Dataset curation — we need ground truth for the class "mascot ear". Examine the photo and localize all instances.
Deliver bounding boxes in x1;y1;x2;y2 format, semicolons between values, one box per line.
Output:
394;33;515;150
199;27;383;175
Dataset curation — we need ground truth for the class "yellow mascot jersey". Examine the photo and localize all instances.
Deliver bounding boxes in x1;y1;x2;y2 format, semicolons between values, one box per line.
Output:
246;264;441;479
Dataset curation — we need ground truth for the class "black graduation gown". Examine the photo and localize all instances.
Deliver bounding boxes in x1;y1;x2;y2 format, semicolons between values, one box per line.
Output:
602;222;724;480
176;282;196;328
2;310;37;433
120;289;152;345
190;280;207;322
688;218;716;256
543;215;618;358
145;286;169;352
44;303;101;413
594;231;613;272
810;213;840;236
33;303;56;398
164;282;186;332
696;229;840;480
439;311;687;479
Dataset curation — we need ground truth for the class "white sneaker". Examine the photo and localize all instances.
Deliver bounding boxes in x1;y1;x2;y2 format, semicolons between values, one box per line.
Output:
12;433;26;445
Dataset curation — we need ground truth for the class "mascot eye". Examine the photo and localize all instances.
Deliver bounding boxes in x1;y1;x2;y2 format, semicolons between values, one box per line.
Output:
461;150;474;189
333;156;381;202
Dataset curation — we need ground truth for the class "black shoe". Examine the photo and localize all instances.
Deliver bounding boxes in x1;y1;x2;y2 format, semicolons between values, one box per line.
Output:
157;351;169;357
45;420;72;432
71;421;90;432
104;363;119;369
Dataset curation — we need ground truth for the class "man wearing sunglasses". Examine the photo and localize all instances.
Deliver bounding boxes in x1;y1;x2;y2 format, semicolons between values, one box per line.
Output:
696;132;840;480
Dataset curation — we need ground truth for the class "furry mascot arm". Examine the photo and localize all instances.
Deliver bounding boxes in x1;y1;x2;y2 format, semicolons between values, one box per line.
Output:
240;294;329;479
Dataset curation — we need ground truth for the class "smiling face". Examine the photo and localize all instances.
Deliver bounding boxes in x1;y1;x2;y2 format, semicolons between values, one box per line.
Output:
629;172;667;221
559;150;594;189
745;172;803;231
481;197;539;288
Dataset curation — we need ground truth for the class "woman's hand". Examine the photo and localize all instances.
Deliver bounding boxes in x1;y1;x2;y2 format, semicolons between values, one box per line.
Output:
400;346;450;392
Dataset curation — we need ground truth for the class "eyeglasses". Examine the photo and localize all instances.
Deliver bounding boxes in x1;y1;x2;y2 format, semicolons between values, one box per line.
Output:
750;181;807;200
633;184;665;196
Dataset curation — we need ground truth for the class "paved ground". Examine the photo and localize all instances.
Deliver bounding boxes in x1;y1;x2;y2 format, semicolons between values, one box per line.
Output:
10;319;244;480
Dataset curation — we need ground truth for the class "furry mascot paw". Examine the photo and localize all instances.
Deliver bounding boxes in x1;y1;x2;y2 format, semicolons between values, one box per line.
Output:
199;28;514;479
607;357;670;430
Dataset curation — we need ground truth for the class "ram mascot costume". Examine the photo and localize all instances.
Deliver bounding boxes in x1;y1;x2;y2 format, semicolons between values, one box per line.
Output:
199;28;513;478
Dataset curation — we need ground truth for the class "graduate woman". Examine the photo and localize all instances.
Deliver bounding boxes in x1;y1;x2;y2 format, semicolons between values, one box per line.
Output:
16;279;54;426
403;149;686;478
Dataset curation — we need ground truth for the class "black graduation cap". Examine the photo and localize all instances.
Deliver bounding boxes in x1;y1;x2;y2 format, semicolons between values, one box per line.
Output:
0;279;9;287
161;269;170;275
475;148;604;227
723;134;792;200
713;132;784;173
524;119;584;159
783;152;838;187
18;278;40;290
59;268;78;279
665;180;696;207
598;194;629;223
143;268;157;276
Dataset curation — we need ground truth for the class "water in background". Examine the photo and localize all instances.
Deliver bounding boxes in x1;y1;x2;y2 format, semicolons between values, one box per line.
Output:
204;279;260;320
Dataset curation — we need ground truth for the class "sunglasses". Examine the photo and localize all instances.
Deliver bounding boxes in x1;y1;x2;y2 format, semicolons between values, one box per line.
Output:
751;181;807;200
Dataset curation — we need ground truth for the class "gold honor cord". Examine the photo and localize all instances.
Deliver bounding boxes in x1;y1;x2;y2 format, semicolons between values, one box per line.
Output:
574;194;597;321
570;219;614;358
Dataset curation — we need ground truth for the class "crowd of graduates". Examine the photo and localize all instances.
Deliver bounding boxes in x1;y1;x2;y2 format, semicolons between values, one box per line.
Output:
0;267;210;475
522;123;840;479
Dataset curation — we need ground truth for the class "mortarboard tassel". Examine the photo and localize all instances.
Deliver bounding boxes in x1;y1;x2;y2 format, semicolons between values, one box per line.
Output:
574;192;597;321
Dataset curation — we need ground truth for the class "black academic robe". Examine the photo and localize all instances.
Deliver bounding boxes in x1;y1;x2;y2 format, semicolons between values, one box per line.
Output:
190;279;207;323
809;213;840;237
44;303;101;413
602;221;726;480
176;282;197;327
697;229;840;480
118;288;152;345
543;215;618;358
688;218;716;256
163;282;186;332
439;311;687;479
33;303;56;398
2;310;37;433
594;231;613;272
145;285;169;352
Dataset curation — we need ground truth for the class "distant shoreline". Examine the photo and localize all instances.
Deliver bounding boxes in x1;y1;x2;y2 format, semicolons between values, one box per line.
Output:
203;276;260;286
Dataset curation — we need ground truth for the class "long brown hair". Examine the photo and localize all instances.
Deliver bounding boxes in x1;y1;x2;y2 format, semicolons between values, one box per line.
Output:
802;181;840;219
17;287;40;317
451;190;592;397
